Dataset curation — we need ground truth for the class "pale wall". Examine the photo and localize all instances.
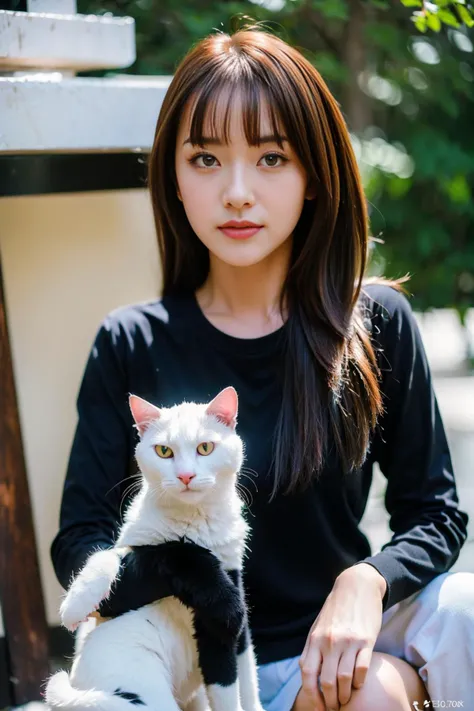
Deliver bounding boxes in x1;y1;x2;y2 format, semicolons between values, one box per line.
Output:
0;189;161;630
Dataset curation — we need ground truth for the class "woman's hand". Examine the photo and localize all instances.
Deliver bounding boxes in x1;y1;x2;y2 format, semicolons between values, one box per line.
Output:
298;563;387;711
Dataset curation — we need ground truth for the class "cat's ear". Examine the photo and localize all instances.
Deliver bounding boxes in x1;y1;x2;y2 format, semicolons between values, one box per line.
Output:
129;394;161;437
205;386;238;429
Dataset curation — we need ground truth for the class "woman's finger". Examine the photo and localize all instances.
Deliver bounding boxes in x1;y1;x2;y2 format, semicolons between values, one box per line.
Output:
292;685;326;711
300;613;320;660
318;650;341;711
299;640;322;700
352;645;373;690
335;645;358;706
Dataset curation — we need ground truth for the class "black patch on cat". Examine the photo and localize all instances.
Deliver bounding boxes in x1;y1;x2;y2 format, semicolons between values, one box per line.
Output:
228;569;251;656
193;612;238;686
113;688;146;705
102;541;249;689
192;569;251;686
128;542;245;640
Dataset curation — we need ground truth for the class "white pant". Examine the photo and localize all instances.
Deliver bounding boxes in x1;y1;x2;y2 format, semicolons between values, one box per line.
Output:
257;571;474;711
374;571;474;705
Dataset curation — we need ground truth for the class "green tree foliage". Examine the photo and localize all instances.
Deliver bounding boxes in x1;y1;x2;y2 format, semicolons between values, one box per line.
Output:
400;0;474;33
78;0;474;320
362;10;474;323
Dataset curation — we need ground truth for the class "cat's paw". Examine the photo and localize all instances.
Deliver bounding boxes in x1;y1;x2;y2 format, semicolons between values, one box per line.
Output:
60;582;108;631
60;550;121;631
60;589;101;631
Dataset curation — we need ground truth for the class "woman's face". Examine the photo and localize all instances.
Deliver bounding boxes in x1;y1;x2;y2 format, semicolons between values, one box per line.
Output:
175;91;314;269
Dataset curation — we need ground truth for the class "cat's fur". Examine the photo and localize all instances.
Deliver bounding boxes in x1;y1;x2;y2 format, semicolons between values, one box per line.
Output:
45;387;264;711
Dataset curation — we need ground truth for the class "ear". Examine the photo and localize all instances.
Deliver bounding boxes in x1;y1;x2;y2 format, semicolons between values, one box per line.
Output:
129;394;161;437
205;386;238;429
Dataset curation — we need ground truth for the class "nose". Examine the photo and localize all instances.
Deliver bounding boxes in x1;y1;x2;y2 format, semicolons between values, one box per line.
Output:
177;472;195;486
223;163;255;209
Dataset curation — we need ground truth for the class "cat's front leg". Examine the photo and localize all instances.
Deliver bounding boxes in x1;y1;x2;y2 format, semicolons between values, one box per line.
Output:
206;682;243;711
236;636;265;711
60;547;127;631
228;571;265;711
193;613;243;711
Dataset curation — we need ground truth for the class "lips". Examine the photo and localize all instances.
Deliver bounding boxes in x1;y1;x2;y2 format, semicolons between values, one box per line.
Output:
218;220;263;240
220;220;262;228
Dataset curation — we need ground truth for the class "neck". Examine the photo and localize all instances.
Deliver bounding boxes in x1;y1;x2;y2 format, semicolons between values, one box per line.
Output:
196;237;291;338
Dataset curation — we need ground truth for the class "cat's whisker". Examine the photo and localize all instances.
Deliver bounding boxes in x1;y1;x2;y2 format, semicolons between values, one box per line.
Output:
236;488;248;507
119;490;140;519
240;466;258;478
239;469;259;493
240;465;258;476
121;479;143;498
240;475;258;493
106;473;142;497
241;484;254;505
155;486;166;500
236;481;253;508
150;483;168;504
120;483;141;504
236;485;256;518
240;467;259;485
119;481;142;517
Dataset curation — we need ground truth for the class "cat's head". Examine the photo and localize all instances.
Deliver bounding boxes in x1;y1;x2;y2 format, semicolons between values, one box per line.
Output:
129;387;243;505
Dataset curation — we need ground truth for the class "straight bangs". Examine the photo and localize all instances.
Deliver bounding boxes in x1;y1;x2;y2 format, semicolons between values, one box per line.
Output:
186;62;307;166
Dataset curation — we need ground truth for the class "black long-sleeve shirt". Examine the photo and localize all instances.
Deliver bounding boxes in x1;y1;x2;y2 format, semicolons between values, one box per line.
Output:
50;284;469;664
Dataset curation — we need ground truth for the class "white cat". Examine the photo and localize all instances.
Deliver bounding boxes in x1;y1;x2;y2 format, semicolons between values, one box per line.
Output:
45;387;264;711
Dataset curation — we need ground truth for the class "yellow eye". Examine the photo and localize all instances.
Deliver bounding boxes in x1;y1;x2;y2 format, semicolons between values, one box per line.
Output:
155;445;173;459
197;442;215;456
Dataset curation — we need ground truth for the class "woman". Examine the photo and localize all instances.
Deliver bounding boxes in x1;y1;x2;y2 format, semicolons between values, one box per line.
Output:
51;27;473;711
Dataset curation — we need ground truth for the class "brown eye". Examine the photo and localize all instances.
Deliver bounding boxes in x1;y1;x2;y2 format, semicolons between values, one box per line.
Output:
197;442;214;456
155;445;173;459
260;152;288;168
190;153;218;168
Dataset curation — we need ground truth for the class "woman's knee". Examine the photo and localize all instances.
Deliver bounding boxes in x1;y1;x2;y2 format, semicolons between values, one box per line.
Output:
340;652;429;711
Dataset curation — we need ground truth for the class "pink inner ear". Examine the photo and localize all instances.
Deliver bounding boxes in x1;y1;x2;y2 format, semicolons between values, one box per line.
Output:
129;395;161;436
205;386;238;428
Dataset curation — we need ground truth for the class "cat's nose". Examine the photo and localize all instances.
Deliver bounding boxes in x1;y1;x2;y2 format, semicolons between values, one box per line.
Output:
177;472;196;486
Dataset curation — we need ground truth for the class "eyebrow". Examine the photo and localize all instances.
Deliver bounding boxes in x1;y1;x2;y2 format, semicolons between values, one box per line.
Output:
182;134;288;147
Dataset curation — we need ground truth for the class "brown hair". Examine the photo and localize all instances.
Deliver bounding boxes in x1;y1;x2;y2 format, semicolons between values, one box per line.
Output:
148;27;403;497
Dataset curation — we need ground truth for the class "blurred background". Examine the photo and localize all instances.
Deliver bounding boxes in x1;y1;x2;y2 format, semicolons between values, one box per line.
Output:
0;0;473;707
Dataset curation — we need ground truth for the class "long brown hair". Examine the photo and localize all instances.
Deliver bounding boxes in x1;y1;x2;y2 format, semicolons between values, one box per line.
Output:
148;27;402;497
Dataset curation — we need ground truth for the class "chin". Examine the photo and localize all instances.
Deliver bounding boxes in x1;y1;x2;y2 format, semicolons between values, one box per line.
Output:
213;247;276;269
173;488;206;504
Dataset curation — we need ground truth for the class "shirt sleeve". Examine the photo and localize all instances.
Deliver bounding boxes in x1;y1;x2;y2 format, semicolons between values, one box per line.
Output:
357;286;469;612
50;315;134;590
